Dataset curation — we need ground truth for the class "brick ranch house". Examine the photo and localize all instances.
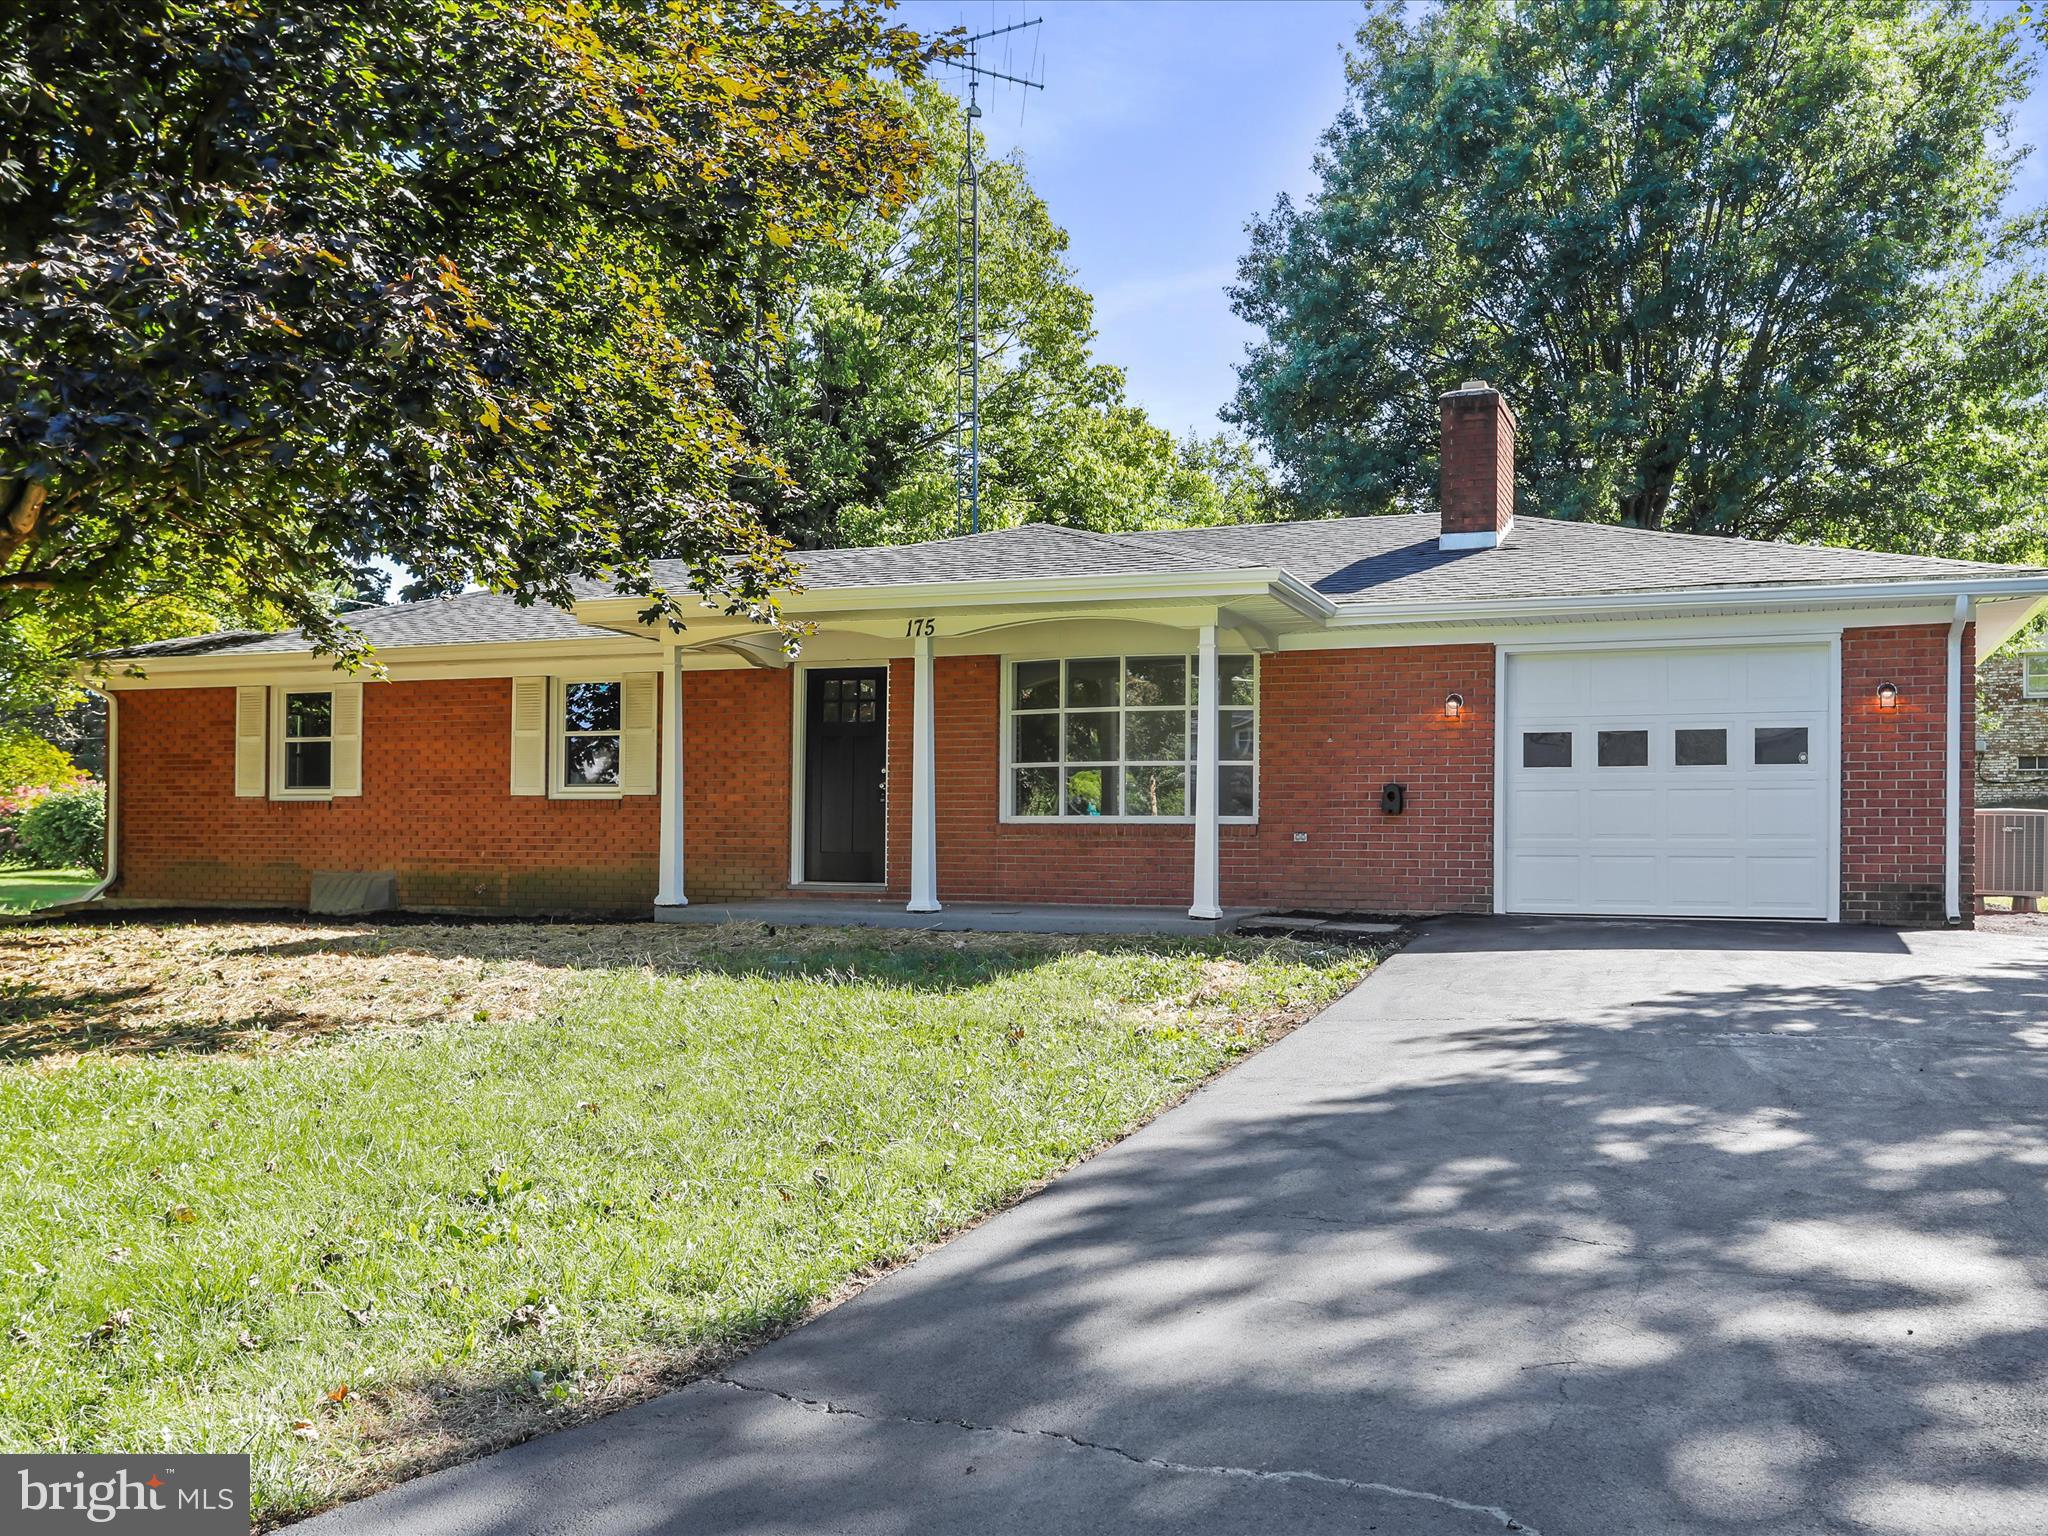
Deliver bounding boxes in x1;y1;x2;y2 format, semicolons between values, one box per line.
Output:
89;384;2048;928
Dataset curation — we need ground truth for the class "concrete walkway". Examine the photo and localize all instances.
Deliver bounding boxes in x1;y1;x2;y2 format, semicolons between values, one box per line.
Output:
309;917;2048;1536
651;898;1264;936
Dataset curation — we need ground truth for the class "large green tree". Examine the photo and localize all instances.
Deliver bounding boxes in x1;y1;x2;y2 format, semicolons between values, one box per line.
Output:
728;84;1272;549
1231;0;2048;557
0;0;936;702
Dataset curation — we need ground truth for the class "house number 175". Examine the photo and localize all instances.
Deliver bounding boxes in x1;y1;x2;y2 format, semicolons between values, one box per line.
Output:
904;617;936;638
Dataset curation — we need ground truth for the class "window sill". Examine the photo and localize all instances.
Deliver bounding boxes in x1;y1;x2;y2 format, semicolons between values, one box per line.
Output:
271;791;334;803
551;787;625;801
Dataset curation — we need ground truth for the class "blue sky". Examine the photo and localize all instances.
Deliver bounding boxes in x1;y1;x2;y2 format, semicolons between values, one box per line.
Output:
892;0;2048;442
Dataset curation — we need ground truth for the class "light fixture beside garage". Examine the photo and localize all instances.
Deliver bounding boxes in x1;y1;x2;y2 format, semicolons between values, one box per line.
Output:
1876;682;1900;711
1444;692;1464;720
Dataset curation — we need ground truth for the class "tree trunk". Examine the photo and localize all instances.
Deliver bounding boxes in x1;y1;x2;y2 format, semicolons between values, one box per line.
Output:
1616;439;1681;530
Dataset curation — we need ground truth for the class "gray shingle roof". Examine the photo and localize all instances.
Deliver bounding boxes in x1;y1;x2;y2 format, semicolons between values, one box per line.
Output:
104;514;2048;660
103;590;627;660
1133;513;2043;605
668;512;2038;605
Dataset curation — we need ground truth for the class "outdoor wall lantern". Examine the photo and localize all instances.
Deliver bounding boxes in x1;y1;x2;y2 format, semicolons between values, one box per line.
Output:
1876;682;1900;711
1444;692;1464;720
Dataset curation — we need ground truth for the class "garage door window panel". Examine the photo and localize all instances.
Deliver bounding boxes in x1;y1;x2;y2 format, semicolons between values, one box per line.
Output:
1754;726;1811;766
1676;728;1729;767
1522;731;1572;768
1597;730;1650;768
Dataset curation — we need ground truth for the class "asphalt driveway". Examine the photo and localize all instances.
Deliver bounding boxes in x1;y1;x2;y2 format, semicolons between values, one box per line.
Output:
312;917;2048;1536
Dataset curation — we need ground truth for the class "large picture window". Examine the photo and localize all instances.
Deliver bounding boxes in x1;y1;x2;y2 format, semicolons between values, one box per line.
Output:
1008;654;1255;821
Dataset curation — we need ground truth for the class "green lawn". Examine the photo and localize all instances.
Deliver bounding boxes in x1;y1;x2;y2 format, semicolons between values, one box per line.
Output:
0;866;96;914
0;918;1378;1524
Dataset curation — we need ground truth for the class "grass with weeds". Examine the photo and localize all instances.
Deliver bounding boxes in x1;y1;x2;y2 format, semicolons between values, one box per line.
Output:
0;918;1379;1524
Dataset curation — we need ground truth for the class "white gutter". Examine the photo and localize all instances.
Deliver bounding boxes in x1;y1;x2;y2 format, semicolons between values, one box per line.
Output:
1947;595;1970;925
1321;573;2048;628
65;689;119;907
574;567;1340;624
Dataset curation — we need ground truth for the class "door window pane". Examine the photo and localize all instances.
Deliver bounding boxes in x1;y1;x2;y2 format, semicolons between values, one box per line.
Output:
1065;658;1120;708
1124;765;1187;816
1522;731;1572;768
1014;660;1060;710
1013;713;1059;764
1675;728;1727;766
1754;726;1810;765
1597;730;1649;767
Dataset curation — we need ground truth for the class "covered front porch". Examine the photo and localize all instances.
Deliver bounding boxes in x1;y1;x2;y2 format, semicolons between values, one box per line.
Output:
649;896;1268;936
573;565;1333;922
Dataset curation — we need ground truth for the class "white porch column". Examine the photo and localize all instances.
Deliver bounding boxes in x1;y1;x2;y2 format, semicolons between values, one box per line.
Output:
1190;623;1222;920
908;631;941;913
656;646;687;907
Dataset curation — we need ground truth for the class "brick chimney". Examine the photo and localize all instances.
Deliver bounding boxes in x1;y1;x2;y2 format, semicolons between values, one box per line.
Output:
1439;381;1515;550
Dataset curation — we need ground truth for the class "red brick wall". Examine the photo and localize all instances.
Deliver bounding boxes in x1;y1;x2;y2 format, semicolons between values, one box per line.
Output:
1841;623;1974;926
877;646;1495;912
116;680;660;913
681;668;792;900
122;628;1972;926
1244;646;1495;911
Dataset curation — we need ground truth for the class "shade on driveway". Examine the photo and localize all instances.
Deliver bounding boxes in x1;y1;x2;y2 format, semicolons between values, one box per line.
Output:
310;917;2048;1536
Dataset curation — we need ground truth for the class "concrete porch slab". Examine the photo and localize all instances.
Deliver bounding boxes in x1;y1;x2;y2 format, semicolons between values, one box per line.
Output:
652;900;1263;937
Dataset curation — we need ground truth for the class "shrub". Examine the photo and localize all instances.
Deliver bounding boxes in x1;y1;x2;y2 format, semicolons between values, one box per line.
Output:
16;781;106;872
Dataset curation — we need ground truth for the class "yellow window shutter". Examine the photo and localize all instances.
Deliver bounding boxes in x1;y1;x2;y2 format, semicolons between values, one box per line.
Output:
330;682;363;797
234;685;267;797
619;673;658;795
510;675;549;796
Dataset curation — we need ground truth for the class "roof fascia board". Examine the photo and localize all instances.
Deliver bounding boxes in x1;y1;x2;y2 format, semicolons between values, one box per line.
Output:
1321;574;2048;627
87;634;658;687
573;568;1327;624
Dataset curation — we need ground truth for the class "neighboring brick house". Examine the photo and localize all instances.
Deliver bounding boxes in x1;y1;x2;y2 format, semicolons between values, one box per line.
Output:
90;384;2048;928
1978;649;2048;810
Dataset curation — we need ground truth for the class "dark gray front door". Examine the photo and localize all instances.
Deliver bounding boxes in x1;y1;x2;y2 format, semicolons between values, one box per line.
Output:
804;669;887;883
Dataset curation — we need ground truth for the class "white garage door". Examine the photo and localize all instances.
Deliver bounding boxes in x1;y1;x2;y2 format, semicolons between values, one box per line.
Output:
1503;645;1834;919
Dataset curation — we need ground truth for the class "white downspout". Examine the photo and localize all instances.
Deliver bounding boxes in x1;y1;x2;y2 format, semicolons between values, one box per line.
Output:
69;689;119;906
1946;595;1969;925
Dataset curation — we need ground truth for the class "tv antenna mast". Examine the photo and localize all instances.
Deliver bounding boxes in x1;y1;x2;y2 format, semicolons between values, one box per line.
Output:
942;16;1044;535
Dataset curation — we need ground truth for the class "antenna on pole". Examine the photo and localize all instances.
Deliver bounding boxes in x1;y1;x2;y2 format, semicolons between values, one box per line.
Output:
940;16;1044;536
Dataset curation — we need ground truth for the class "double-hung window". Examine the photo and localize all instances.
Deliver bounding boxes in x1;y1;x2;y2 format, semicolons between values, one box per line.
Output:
559;679;624;793
1007;654;1256;821
279;690;333;796
2026;654;2048;699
